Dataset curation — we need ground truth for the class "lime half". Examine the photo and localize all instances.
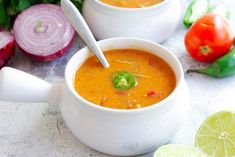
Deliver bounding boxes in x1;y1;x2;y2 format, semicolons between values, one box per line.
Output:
195;111;235;157
154;144;207;157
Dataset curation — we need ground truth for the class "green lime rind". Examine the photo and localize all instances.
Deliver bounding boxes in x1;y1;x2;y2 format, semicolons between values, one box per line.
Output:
154;144;207;157
195;111;235;157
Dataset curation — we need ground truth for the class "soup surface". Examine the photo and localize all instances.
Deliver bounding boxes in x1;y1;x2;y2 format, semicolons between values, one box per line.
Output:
100;0;164;8
74;49;176;110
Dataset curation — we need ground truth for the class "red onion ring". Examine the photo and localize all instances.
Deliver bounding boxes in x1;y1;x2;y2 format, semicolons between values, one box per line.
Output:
0;29;15;68
13;4;76;61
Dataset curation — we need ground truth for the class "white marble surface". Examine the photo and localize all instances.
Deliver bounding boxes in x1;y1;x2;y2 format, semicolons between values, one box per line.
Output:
1;0;235;156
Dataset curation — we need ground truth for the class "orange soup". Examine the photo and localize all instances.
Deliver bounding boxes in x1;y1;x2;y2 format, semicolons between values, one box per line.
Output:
74;49;176;110
100;0;164;8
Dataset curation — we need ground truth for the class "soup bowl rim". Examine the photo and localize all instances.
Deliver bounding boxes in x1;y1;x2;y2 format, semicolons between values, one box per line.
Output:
65;37;184;114
87;0;171;12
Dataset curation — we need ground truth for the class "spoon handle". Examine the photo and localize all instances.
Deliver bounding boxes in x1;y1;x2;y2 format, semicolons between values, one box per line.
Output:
61;0;109;68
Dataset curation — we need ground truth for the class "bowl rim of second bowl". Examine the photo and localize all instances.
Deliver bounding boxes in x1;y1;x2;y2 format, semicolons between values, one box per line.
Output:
65;37;184;115
85;0;172;13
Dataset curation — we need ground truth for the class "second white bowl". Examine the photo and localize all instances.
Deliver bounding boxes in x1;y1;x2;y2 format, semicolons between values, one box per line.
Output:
82;0;181;43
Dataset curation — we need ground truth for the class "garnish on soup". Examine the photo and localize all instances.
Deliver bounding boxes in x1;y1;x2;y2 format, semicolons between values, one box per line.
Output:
113;71;136;90
74;49;176;110
100;0;164;8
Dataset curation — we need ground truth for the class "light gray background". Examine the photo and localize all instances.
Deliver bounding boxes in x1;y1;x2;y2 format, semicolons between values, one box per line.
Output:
1;0;235;156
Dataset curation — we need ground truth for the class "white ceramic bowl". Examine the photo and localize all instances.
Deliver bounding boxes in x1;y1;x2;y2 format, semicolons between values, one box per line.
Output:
82;0;181;43
0;38;190;156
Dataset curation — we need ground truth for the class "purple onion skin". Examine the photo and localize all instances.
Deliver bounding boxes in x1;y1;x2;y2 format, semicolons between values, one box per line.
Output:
13;4;76;62
17;32;76;62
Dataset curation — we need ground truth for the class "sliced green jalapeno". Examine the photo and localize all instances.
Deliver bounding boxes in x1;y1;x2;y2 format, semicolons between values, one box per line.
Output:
183;0;209;28
183;0;230;28
113;71;136;90
209;3;230;19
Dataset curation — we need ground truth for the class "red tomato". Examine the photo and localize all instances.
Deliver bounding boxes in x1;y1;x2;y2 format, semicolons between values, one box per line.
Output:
147;90;158;97
185;14;234;62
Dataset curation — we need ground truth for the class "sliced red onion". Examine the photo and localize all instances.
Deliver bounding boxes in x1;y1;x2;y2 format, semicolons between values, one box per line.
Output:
13;4;76;61
0;29;15;68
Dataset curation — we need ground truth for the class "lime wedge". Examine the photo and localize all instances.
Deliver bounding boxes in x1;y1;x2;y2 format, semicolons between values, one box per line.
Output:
195;111;235;157
154;144;207;157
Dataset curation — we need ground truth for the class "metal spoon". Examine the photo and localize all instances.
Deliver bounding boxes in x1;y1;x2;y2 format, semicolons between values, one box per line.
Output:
61;0;110;68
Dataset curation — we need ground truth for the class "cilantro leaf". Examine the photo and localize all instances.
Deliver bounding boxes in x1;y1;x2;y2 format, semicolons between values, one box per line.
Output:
0;0;83;30
19;0;31;11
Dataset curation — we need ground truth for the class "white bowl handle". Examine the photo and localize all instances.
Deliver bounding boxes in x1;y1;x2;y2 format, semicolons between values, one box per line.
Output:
0;67;62;105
